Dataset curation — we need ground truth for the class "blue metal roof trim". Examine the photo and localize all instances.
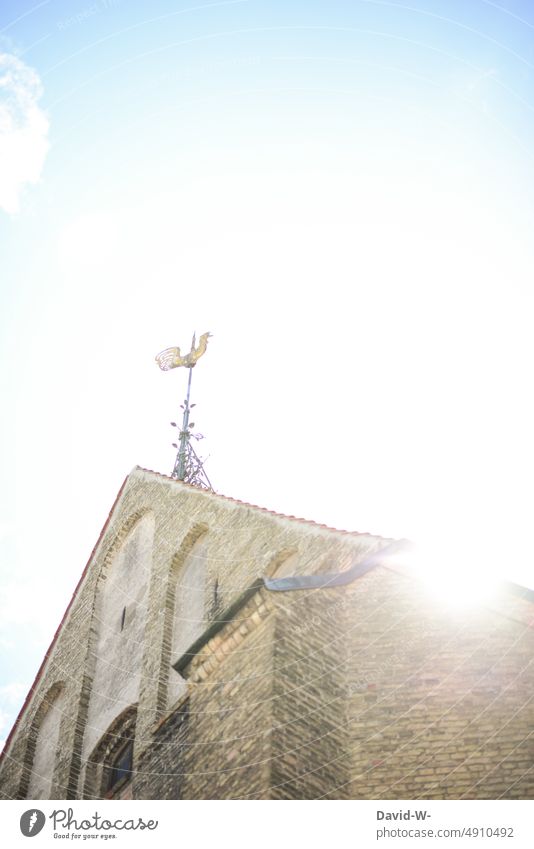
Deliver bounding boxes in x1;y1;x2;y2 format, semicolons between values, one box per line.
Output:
263;539;410;591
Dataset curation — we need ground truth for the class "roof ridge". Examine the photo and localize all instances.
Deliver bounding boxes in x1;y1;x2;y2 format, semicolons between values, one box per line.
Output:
0;466;376;764
134;466;377;538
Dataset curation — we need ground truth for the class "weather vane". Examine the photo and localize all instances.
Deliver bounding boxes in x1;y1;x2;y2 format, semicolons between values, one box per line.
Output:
155;332;213;489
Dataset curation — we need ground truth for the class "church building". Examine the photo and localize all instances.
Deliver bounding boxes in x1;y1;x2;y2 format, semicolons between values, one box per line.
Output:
0;466;533;800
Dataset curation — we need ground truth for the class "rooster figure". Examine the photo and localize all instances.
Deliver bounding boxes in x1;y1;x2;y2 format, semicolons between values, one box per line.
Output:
155;332;211;371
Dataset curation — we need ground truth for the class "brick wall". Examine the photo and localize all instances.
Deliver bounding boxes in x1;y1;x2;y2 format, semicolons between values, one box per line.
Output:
1;468;532;801
0;468;375;799
134;566;533;800
270;587;351;799
344;567;534;799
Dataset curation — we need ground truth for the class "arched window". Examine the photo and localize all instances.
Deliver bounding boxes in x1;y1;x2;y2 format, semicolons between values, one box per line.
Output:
21;684;65;799
83;706;137;800
107;741;133;795
266;550;299;579
82;512;154;764
167;532;208;707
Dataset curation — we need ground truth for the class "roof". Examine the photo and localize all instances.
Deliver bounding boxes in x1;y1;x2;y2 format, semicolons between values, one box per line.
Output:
2;466;533;764
173;538;409;674
134;466;374;537
0;466;374;765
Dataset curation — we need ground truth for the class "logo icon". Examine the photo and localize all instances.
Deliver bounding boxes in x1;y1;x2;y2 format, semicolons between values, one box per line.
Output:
20;810;46;837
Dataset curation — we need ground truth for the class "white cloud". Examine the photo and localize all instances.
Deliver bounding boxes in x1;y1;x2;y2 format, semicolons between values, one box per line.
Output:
0;52;49;214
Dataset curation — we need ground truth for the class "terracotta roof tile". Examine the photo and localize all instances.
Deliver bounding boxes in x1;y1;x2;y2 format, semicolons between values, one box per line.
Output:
3;465;533;767
134;466;375;538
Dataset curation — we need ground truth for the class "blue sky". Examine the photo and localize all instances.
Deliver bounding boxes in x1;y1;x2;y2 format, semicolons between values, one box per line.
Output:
1;0;534;747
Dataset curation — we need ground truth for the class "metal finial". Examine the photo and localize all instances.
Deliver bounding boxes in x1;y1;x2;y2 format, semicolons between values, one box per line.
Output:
155;332;213;490
155;331;211;371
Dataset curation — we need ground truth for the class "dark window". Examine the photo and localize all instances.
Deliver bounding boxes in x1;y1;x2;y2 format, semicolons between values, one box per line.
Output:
108;741;133;792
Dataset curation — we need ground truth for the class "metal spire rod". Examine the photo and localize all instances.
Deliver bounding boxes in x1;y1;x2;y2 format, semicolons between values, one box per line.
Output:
155;331;213;490
174;361;193;481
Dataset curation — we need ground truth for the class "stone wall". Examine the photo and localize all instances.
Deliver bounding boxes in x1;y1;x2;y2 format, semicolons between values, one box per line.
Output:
345;566;534;800
133;562;534;800
82;512;154;763
1;467;532;800
0;467;377;800
270;587;351;799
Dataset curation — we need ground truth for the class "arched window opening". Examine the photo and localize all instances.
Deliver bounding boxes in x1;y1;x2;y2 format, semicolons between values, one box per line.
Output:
106;741;134;796
266;550;299;579
21;683;65;800
82;512;154;765
167;532;208;707
83;706;137;800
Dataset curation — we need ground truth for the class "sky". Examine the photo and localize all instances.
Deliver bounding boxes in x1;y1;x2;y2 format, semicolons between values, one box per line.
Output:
1;0;534;748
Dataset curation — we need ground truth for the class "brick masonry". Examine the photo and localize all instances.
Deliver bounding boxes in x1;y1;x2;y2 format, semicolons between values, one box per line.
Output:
0;467;532;800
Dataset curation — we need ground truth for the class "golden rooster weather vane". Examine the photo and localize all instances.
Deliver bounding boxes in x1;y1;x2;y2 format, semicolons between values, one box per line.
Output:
155;332;213;489
155;331;211;371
